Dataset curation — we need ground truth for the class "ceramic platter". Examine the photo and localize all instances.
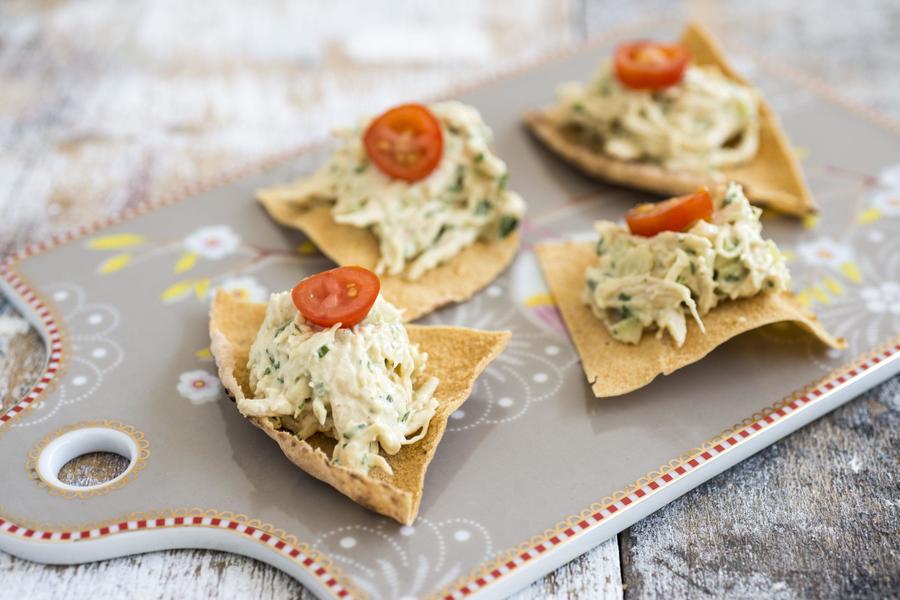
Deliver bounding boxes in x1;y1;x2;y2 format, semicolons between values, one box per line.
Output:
1;20;899;600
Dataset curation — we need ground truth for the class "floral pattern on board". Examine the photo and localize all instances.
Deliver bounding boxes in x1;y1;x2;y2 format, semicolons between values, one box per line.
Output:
177;370;222;404
210;276;268;303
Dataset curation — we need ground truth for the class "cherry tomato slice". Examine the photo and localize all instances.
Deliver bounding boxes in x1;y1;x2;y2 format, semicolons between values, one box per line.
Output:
291;266;380;329
614;41;690;90
625;188;714;237
363;103;444;182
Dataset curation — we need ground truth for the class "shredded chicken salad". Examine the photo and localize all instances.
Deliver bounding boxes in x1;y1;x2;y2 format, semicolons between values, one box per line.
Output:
552;63;760;172
584;183;789;346
240;292;439;476
267;101;526;280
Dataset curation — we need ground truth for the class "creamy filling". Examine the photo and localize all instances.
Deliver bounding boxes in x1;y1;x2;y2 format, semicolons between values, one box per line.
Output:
552;63;759;172
261;101;526;280
241;293;439;476
584;182;789;346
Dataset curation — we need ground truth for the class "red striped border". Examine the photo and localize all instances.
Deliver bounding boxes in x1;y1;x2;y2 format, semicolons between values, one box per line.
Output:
0;513;349;598
0;269;63;425
441;342;900;599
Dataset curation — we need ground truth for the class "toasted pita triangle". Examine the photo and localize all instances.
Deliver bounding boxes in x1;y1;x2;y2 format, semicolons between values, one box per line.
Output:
525;22;815;216
257;193;520;322
209;290;509;524
535;242;844;398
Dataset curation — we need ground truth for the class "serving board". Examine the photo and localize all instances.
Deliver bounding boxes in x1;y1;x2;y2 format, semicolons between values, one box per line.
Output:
2;21;899;600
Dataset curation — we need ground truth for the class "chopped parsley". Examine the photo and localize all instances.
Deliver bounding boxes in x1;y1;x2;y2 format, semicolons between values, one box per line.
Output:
474;152;484;163
498;172;509;191
498;216;518;238
354;163;368;174
474;199;492;216
618;293;631;302
400;411;410;423
449;165;466;193
317;345;330;358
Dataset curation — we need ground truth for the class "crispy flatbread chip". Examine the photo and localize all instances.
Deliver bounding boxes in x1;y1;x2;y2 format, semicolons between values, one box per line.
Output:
524;22;815;216
209;290;510;524
535;241;844;398
257;194;520;322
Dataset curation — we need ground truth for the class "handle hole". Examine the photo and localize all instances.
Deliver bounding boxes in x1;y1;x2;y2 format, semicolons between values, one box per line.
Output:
57;451;130;487
36;427;139;492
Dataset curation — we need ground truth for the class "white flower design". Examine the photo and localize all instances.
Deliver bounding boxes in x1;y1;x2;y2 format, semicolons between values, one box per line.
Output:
177;370;222;404
877;163;900;189
860;282;900;314
184;225;241;259
210;276;268;303
870;189;900;217
796;237;853;269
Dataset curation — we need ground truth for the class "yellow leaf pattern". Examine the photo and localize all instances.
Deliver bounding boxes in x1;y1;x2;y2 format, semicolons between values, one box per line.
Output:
88;233;145;250
161;280;195;302
822;277;845;296
802;214;819;230
194;278;210;299
195;347;212;359
98;253;132;274
174;252;198;273
857;208;882;225
840;261;861;283
810;286;831;305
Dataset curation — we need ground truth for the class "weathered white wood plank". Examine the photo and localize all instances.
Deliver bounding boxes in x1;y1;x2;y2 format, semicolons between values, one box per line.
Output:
512;538;623;600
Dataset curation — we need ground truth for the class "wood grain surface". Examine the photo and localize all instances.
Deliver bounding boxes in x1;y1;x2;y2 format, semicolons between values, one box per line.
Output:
1;1;898;598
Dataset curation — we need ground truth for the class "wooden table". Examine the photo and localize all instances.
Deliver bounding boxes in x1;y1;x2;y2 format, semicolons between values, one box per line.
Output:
2;1;898;597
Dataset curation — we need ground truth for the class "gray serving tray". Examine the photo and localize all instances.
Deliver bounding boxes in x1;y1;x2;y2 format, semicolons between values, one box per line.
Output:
1;21;899;600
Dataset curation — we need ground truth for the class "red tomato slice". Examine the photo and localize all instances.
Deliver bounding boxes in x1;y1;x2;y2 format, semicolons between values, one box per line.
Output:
291;266;380;329
363;103;443;182
625;188;714;237
614;41;690;90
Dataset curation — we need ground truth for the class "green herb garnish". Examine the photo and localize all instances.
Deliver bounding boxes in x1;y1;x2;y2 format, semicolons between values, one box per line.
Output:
498;172;509;191
498;216;518;238
474;199;492;216
317;345;329;358
449;165;466;193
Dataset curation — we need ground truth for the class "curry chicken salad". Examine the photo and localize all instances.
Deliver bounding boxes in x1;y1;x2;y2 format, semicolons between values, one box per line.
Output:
585;183;788;347
238;266;439;476
279;101;525;280
550;41;759;173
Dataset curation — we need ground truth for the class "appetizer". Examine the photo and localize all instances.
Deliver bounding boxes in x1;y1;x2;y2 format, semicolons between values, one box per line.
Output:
258;101;526;320
209;266;509;524
525;22;815;216
536;183;844;397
